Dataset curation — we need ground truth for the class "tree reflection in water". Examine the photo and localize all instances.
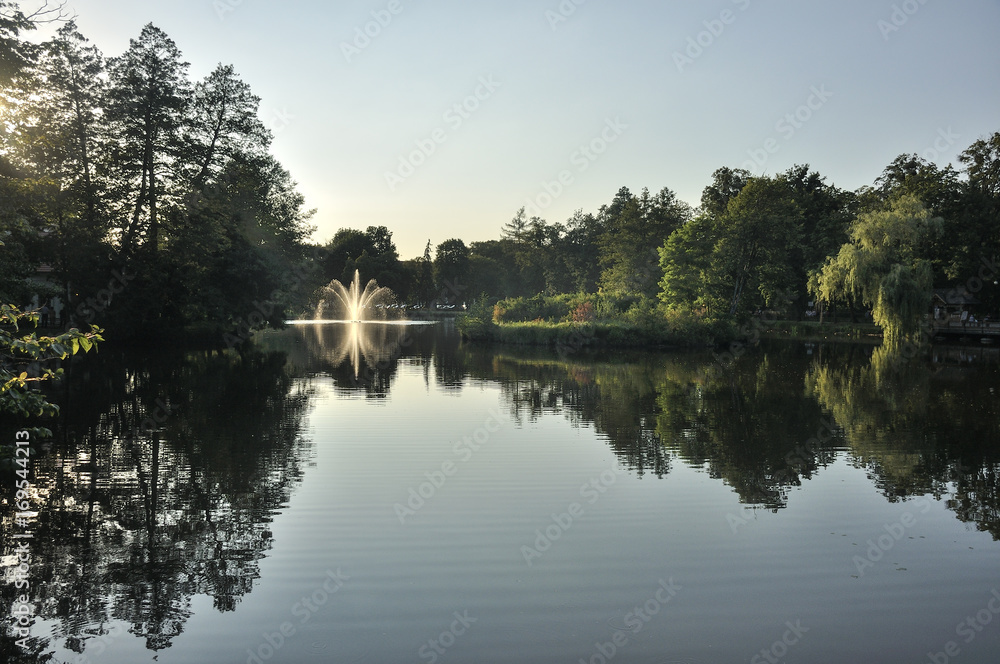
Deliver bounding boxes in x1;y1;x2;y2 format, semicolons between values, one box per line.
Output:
4;328;1000;662
1;347;312;660
459;340;1000;535
806;343;1000;537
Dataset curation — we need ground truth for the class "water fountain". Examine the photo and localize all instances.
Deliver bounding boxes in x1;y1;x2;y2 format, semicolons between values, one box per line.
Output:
316;269;396;322
291;271;436;378
304;271;399;377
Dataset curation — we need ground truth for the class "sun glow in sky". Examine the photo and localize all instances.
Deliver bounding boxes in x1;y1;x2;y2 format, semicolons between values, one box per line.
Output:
30;0;1000;258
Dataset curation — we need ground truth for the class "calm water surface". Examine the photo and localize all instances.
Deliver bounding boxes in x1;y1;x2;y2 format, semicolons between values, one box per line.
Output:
2;322;1000;663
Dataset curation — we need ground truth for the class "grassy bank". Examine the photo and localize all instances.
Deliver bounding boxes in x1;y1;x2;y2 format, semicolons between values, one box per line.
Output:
457;294;731;349
457;294;890;350
461;319;709;349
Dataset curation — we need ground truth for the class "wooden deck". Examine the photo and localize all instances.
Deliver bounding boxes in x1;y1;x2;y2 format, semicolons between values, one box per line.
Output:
931;321;1000;341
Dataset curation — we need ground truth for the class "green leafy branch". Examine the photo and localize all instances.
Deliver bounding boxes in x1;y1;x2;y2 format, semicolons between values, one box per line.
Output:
1;303;103;435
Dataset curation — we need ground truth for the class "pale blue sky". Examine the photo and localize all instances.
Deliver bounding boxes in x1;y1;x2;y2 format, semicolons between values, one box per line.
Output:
34;0;1000;258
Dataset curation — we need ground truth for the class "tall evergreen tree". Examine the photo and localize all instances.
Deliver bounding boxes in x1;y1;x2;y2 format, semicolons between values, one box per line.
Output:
599;186;692;298
105;24;190;258
19;22;108;301
184;63;270;188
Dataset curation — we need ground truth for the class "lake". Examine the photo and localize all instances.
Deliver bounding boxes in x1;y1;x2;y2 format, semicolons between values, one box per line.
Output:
3;321;1000;663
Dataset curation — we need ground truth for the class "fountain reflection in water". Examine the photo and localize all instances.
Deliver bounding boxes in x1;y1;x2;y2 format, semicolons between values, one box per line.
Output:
298;270;432;378
323;322;407;379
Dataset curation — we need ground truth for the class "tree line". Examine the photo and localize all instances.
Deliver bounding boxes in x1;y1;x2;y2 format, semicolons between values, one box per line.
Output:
3;2;998;347
1;4;315;339
368;137;998;346
263;132;1000;348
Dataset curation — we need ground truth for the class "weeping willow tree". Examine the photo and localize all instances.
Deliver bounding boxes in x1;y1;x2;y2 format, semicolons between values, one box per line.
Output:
809;195;941;348
804;345;934;499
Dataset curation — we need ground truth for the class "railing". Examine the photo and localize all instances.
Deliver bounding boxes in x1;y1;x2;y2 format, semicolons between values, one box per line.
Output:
932;320;1000;335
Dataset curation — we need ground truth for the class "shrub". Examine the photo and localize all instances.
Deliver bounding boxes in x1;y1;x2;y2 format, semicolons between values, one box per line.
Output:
493;294;573;323
570;301;595;323
458;297;497;340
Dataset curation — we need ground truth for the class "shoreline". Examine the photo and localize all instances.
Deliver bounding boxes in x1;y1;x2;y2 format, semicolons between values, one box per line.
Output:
458;317;996;350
